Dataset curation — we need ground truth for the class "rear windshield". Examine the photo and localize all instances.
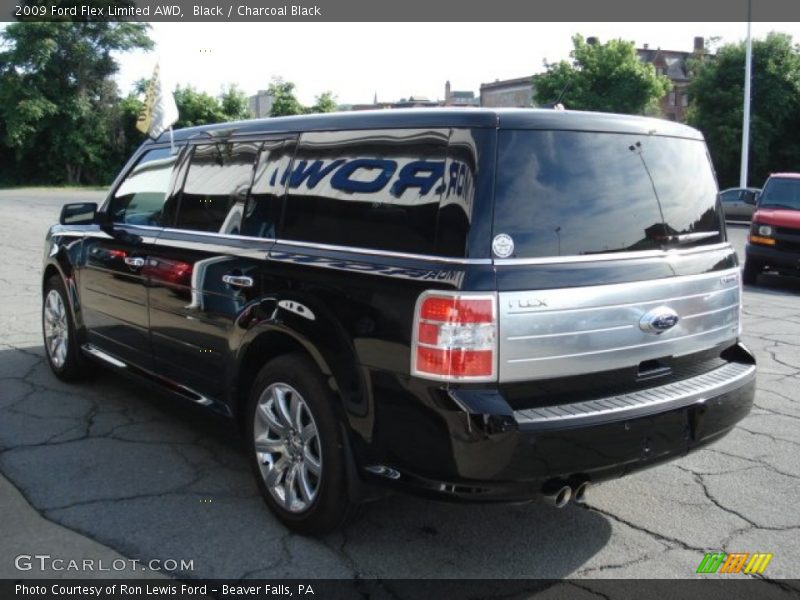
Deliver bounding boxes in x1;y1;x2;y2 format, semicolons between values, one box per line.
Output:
759;177;800;210
493;130;723;258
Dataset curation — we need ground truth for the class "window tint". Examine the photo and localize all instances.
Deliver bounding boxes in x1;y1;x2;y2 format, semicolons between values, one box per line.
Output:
241;140;294;239
111;147;176;226
280;129;468;256
720;190;740;203
493;130;723;258
174;143;259;233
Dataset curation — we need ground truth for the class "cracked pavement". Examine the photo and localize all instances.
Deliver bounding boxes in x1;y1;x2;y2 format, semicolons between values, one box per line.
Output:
1;190;799;588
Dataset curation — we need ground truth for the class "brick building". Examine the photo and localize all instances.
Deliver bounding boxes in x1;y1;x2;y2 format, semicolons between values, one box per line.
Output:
479;76;535;108
637;36;705;122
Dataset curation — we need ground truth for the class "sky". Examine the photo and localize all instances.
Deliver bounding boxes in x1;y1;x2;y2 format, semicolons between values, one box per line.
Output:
111;22;800;105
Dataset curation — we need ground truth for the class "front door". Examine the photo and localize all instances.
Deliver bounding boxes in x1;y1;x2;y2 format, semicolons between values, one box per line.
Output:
79;146;181;369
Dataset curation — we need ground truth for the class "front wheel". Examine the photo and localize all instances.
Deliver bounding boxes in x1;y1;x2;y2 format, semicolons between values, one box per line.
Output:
742;259;762;286
246;354;354;534
42;275;90;381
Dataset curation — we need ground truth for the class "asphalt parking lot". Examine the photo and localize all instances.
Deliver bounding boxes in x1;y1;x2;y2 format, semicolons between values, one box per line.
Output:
1;189;799;589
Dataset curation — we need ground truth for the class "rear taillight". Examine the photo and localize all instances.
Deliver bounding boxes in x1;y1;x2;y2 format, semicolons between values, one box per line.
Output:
411;291;497;382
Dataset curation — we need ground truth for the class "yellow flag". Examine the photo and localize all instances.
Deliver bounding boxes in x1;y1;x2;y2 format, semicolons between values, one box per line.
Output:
136;64;178;138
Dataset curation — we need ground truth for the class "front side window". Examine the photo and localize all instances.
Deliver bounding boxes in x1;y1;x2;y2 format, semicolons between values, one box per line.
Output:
493;130;723;258
110;147;177;226
174;142;259;233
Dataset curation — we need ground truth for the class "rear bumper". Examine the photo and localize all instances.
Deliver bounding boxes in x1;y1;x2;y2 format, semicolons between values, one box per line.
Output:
361;347;756;502
746;242;800;274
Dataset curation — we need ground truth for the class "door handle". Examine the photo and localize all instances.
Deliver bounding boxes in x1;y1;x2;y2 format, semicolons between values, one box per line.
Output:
222;274;254;288
124;257;145;268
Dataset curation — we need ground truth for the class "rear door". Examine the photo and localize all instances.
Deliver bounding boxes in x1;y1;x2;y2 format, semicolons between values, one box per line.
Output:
79;147;180;369
147;138;293;403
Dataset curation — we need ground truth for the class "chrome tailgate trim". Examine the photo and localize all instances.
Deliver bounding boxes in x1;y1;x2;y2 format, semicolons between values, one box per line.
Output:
498;268;741;382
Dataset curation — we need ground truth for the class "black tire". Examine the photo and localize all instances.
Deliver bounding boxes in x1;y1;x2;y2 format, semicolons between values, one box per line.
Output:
245;353;354;534
42;275;91;381
742;259;761;286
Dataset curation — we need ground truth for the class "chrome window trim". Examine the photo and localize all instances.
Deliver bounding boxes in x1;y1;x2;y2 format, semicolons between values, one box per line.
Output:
135;227;491;265
493;242;732;266
274;238;493;265
160;226;277;243
111;230;730;267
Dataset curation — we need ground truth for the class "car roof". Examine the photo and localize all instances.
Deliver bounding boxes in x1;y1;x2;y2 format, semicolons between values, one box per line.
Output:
768;173;800;179
720;187;761;192
154;108;704;145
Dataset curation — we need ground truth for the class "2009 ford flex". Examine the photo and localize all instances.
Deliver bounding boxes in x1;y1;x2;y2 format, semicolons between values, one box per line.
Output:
42;109;756;533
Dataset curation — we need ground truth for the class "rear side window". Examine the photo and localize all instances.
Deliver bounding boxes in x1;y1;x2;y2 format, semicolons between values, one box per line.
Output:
280;129;470;256
174;142;259;234
242;139;295;239
493;131;723;258
111;147;176;226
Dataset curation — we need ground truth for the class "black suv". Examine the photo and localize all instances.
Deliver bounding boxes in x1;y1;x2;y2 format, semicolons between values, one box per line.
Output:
43;109;755;533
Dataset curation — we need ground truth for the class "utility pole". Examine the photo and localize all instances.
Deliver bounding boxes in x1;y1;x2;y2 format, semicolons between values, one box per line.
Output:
739;0;753;188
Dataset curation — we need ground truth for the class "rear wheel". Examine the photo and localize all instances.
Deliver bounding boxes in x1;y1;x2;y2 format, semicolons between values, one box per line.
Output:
42;275;90;381
742;259;761;286
246;354;353;534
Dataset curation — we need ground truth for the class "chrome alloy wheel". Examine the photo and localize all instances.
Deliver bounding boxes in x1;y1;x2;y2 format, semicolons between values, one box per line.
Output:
43;289;69;369
254;382;322;513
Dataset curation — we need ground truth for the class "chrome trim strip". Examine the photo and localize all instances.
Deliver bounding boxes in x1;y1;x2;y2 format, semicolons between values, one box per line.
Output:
681;303;740;321
81;344;217;409
81;343;127;368
274;238;493;265
508;324;634;341
514;362;755;430
160;227;276;243
505;281;739;316
494;242;732;266
507;322;736;364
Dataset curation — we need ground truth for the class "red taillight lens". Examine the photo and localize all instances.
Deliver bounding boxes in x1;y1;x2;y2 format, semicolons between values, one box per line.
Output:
420;296;494;323
412;292;497;381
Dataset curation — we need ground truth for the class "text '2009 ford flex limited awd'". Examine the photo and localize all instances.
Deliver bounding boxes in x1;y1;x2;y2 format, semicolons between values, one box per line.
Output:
42;108;755;534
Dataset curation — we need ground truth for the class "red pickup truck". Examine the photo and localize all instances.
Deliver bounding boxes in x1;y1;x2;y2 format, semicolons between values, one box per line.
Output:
743;173;800;284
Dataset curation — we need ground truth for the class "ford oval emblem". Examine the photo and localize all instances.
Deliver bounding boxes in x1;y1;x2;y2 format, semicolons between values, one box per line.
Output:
639;306;679;334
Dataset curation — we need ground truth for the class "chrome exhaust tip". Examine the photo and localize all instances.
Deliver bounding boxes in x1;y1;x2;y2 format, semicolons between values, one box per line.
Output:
571;480;590;504
542;481;572;508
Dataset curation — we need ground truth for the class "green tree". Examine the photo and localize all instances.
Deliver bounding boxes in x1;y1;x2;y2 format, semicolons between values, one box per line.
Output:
268;77;304;117
173;86;226;127
308;91;338;114
687;32;800;188
533;34;671;115
171;85;250;127
0;20;153;184
219;85;250;121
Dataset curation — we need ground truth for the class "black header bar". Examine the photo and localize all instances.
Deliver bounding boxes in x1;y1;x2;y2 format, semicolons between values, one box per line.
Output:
3;0;800;22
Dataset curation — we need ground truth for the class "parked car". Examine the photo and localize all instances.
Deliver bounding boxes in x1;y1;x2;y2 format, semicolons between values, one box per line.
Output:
743;173;800;285
719;187;760;221
42;109;755;534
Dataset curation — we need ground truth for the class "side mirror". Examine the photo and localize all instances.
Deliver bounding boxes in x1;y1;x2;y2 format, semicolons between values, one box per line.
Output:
743;191;758;206
59;202;98;225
